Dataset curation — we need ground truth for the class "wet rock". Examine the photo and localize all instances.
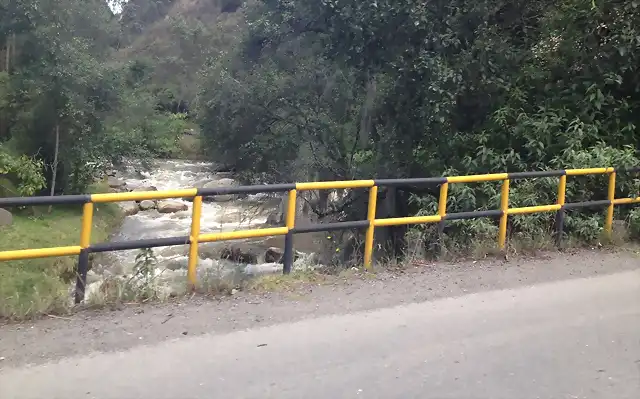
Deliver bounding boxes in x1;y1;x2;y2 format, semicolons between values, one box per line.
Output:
119;201;139;216
157;200;188;214
266;212;284;226
264;247;284;263
131;185;158;192
0;208;12;227
221;246;259;264
202;178;238;202
164;259;188;271
214;172;234;179
158;246;189;258
107;177;126;190
139;200;156;211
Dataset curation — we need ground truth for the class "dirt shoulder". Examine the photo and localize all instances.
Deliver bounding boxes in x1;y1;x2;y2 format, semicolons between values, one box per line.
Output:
1;247;639;369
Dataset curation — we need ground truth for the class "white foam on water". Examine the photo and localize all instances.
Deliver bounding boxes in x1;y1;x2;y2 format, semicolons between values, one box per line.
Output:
101;160;279;278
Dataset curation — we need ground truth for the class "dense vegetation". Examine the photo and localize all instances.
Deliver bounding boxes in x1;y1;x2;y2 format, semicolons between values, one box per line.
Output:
0;0;193;198
198;0;640;259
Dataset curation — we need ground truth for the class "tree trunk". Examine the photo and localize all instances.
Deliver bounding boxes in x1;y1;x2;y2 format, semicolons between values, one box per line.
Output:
10;33;15;71
48;124;60;213
4;35;10;72
359;75;377;148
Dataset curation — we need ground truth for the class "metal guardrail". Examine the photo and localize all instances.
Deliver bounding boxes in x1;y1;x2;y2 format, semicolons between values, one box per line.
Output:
1;167;640;303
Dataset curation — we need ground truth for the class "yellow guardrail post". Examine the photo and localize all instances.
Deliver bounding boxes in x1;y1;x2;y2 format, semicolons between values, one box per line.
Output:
498;179;510;250
364;185;378;270
555;174;567;247
605;171;616;238
437;182;449;254
283;189;297;274
187;196;203;289
75;202;94;304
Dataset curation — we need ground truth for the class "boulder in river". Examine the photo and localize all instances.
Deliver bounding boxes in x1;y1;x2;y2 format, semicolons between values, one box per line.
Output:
220;245;259;264
107;177;126;190
131;185;158;193
139;200;156;211
0;208;13;227
201;178;239;202
119;201;139;216
264;247;284;263
157;200;188;214
164;258;188;271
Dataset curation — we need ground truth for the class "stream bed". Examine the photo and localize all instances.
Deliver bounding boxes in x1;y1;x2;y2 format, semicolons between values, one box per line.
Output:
85;160;319;300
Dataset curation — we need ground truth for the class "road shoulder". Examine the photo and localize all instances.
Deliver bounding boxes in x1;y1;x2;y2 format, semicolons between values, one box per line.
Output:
1;247;639;368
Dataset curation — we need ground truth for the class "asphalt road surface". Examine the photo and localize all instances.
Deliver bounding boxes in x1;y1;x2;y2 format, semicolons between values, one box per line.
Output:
2;270;640;399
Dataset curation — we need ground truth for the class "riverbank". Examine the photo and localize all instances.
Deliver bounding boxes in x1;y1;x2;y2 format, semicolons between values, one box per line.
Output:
0;182;123;320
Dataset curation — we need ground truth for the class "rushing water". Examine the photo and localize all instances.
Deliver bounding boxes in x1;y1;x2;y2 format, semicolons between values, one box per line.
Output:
87;159;312;299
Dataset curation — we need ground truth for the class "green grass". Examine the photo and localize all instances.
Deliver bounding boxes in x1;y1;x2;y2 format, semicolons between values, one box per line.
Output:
247;270;328;292
0;182;123;320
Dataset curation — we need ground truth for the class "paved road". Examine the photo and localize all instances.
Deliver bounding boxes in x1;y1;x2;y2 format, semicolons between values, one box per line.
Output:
2;270;640;399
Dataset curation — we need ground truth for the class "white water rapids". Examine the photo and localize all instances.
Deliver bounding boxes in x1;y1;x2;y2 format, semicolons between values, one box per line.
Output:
86;160;317;299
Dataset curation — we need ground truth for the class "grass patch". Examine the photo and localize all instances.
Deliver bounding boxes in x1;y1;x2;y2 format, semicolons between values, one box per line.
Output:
0;181;123;320
247;270;327;293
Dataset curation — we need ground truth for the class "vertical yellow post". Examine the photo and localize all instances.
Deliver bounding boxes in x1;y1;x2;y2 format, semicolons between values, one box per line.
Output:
557;175;567;206
498;179;510;250
187;196;203;288
438;183;448;217
286;189;297;229
605;171;616;237
364;185;378;270
80;202;94;248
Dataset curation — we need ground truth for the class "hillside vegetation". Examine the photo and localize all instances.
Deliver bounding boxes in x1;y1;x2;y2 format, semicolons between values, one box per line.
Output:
196;0;640;261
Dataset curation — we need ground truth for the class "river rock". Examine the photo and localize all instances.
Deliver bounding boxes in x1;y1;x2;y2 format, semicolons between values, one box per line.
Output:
0;208;13;227
131;185;158;192
202;178;239;202
119;201;139;216
158;200;188;214
139;200;156;211
107;177;126;190
163;258;188;271
264;247;284;263
220;246;259;264
214;172;235;179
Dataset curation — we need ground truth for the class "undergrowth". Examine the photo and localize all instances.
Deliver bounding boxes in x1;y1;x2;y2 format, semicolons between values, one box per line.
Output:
0;181;123;320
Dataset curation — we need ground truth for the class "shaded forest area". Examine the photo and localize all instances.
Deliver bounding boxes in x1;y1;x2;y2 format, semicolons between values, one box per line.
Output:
3;0;640;261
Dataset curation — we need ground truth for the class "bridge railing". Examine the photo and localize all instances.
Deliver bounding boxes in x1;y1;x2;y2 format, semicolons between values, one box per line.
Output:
1;167;640;303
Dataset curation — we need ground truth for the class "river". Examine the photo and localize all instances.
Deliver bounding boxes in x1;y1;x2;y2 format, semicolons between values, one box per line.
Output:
87;159;318;300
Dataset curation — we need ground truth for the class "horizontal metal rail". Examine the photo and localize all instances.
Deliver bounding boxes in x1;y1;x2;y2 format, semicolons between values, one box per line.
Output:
1;166;639;303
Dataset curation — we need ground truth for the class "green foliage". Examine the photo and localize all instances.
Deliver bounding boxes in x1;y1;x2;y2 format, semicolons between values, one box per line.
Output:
196;0;640;260
132;247;159;300
0;146;46;196
628;208;640;239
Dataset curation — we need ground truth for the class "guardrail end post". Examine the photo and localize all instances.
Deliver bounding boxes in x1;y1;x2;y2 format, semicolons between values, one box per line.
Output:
283;232;293;275
436;220;446;256
554;208;565;249
74;249;90;304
